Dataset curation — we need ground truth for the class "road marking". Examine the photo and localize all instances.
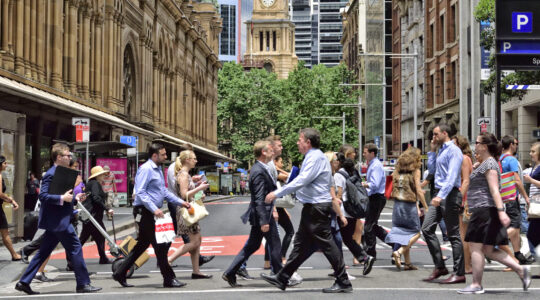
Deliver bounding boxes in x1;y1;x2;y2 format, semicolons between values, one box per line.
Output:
2;287;539;298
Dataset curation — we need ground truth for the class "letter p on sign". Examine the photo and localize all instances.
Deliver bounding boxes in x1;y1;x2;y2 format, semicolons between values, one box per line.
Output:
512;12;533;33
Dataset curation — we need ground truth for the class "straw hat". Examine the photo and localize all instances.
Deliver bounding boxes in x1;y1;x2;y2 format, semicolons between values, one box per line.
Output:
88;166;110;180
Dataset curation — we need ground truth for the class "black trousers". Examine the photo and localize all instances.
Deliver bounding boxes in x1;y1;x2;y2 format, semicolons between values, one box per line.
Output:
114;206;175;283
225;218;282;276
264;207;295;260
421;188;464;275
340;217;368;261
79;218;107;261
277;202;351;287
364;193;387;258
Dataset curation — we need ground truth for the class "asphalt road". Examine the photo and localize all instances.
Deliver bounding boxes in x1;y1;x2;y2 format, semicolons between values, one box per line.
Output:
1;196;539;299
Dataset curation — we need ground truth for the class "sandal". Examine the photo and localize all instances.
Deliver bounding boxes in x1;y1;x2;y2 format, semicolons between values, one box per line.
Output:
403;263;417;271
392;251;402;270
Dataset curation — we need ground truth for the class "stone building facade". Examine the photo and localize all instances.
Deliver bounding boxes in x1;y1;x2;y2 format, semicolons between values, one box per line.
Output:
0;0;227;238
423;0;460;141
392;0;425;153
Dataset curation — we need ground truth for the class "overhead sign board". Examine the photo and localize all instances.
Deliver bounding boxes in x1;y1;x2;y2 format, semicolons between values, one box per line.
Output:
477;118;491;126
120;135;137;147
512;12;533;33
72;117;90;142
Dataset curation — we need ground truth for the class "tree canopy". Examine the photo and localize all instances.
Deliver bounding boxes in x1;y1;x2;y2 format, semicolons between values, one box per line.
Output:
218;61;360;167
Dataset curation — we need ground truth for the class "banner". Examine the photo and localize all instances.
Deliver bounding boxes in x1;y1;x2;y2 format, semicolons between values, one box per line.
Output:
96;158;128;205
206;172;219;193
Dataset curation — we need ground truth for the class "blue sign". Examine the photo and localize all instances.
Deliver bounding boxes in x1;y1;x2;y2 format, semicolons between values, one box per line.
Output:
224;162;229;167
120;135;137;147
500;40;540;54
374;136;381;149
215;162;222;167
512;12;533;33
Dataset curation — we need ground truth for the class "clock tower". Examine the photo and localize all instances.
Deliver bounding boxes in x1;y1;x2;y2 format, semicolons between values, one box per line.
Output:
244;0;297;79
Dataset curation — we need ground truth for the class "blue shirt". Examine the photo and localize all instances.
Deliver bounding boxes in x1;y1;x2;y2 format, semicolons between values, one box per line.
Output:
500;154;519;173
366;158;386;196
428;140;463;200
133;160;185;213
274;148;333;204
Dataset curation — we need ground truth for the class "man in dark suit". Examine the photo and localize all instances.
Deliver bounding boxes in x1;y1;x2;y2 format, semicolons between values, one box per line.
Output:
16;143;101;295
222;140;282;287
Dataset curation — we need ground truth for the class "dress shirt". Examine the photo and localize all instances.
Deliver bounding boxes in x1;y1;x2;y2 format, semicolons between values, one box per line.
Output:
257;160;274;179
427;140;463;200
267;160;278;183
366;158;386;196
133;160;185;213
167;161;178;195
274;148;332;204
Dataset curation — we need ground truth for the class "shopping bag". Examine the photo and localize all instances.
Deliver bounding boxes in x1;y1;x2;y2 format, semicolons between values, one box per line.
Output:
180;194;209;226
384;175;393;199
155;213;175;244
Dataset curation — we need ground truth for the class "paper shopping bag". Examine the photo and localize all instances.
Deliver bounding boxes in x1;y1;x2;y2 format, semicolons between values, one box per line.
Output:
155;213;175;244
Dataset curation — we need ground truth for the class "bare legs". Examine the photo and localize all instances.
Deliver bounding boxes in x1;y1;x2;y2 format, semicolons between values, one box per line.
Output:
459;218;472;273
469;242;524;288
352;220;364;265
1;229;21;260
168;232;206;275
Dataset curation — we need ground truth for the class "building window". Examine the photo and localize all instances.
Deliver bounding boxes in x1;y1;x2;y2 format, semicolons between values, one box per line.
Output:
452;61;458;99
259;31;263;51
450;5;457;43
429;74;435;108
266;31;270;51
440;68;445;103
219;4;236;56
439;14;445;50
272;31;276;51
429;23;434;57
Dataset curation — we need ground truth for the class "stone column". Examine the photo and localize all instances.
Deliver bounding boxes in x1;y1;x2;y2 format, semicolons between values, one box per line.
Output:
14;0;24;74
89;14;95;100
50;0;63;89
36;0;45;82
94;15;103;103
23;0;30;77
62;0;69;89
29;0;37;79
67;1;77;93
81;7;90;98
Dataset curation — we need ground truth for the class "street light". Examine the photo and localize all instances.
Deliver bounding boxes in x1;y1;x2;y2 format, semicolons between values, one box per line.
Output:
313;112;346;144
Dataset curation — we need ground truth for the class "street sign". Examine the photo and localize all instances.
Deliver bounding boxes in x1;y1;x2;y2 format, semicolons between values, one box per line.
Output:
498;54;540;69
215;162;222;168
512;12;533;33
120;135;137;147
500;41;540;54
72;117;90;142
224;162;229;168
374;136;380;149
477;117;491;126
533;128;540;139
481;21;491;80
72;117;90;126
480;123;488;133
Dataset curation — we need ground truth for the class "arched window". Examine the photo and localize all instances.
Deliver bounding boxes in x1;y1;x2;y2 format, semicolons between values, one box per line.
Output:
263;62;273;73
123;45;136;119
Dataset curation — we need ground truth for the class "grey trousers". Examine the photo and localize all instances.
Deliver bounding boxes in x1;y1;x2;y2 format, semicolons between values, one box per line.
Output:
421;188;464;276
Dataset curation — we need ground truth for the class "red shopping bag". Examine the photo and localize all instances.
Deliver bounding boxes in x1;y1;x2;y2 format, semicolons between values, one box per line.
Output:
384;175;393;199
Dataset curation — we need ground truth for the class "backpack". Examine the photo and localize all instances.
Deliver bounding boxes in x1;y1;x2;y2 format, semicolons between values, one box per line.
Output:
499;154;517;203
337;169;369;218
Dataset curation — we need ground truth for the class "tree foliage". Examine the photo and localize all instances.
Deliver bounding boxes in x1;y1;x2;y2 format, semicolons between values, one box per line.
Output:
474;0;540;102
218;61;360;167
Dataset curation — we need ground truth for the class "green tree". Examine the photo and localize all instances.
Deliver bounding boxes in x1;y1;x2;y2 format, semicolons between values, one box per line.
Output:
475;0;540;102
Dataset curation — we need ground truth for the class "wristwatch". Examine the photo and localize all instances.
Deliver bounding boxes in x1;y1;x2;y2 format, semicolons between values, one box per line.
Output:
496;207;504;211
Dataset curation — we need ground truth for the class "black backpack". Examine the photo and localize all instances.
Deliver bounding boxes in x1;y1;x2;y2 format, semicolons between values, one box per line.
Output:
337;169;369;218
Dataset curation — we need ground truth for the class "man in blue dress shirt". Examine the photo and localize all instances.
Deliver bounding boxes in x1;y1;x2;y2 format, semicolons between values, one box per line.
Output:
16;143;100;295
361;143;388;259
112;143;190;288
261;128;352;293
422;124;465;284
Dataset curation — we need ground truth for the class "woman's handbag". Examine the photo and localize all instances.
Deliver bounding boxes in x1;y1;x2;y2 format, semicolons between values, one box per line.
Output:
180;192;209;226
274;182;295;209
384;175;393;199
528;195;540;219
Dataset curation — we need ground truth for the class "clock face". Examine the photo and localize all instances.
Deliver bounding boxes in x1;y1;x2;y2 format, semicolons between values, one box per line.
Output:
261;0;275;8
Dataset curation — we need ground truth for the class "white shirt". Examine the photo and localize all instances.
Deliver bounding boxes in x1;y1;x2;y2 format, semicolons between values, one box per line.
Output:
334;170;352;218
274;148;332;204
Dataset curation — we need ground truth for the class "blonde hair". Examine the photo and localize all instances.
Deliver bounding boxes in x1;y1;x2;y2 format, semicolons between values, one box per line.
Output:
175;150;195;176
394;147;421;174
253;140;271;157
324;151;336;163
532;142;540;162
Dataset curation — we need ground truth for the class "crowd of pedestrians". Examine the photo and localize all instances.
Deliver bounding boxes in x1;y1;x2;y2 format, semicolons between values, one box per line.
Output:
5;124;540;295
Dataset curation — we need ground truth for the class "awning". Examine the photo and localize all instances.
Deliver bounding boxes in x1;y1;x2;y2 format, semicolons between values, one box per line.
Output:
0;75;159;138
156;131;238;163
69;141;133;154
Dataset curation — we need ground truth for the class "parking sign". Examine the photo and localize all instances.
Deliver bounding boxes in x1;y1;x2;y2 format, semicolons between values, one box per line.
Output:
512;12;533;33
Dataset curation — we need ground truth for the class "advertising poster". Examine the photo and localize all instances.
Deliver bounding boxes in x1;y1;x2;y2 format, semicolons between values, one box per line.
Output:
206;172;219;193
96;158;128;205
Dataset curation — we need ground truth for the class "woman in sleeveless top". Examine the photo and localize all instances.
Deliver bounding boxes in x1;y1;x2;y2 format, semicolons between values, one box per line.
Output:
385;148;427;270
452;135;473;274
524;142;540;278
0;155;22;261
167;150;212;279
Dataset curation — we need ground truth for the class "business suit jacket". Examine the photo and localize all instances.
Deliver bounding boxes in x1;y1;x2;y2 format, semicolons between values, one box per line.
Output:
241;161;277;227
38;165;76;232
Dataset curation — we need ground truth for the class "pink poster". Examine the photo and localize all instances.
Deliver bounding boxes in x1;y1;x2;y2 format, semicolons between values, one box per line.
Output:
96;158;128;193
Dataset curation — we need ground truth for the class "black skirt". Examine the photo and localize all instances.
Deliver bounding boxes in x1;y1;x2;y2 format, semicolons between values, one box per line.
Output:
465;207;508;245
0;205;8;229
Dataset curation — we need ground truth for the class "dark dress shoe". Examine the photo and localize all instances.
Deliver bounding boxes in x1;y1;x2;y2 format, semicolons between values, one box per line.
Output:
363;256;375;276
423;267;449;282
15;282;39;295
236;267;254;280
192;273;213;279
439;274;466;284
199;255;215;267
34;272;53;282
11;257;21;261
260;273;286;291
76;284;102;293
322;282;353;293
112;273;134;287
99;258;112;265
163;278;187;288
222;273;240;287
18;250;29;264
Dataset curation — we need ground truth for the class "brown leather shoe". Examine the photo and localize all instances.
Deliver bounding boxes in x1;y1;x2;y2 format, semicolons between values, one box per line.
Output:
423;268;449;282
439;274;466;284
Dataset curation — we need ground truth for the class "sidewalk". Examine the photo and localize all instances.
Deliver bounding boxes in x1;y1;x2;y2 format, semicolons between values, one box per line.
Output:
0;194;235;287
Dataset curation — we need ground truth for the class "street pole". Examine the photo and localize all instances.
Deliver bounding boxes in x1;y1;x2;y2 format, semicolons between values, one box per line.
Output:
358;94;362;156
342;111;346;144
413;44;418;148
85;142;89;181
135;137;139;173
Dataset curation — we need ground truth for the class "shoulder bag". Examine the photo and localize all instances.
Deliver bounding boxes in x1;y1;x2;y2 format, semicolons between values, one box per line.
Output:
180;191;209;226
274;181;295;209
